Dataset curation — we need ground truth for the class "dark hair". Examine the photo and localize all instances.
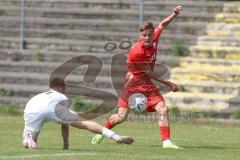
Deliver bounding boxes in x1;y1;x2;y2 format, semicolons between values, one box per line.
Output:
49;77;65;88
139;21;154;32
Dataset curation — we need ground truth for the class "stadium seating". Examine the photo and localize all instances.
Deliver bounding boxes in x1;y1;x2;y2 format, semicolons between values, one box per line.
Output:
0;0;239;115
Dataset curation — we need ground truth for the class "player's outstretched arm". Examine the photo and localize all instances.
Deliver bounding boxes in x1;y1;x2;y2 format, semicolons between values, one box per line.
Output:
158;5;182;29
140;63;179;92
149;72;179;92
61;123;69;150
143;66;179;92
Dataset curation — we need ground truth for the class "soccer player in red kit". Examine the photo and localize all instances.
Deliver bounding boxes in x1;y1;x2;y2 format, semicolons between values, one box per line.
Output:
92;5;183;149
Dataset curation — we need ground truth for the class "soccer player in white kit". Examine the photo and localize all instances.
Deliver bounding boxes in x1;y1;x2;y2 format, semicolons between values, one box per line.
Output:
22;78;134;149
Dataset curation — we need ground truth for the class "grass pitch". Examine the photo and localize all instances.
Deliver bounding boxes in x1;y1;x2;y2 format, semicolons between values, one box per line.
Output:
0;114;240;160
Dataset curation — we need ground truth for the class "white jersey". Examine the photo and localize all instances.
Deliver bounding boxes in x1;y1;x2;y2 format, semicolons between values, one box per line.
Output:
24;90;71;114
23;89;76;136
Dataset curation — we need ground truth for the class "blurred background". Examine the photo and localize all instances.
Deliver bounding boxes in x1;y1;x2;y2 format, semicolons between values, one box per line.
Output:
0;0;239;120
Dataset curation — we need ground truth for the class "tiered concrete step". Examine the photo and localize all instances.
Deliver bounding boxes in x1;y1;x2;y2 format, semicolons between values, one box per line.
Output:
171;57;240;82
0;16;208;36
223;2;240;13
0;84;117;108
0;71;120;88
0;49;115;63
171;67;240;82
165;92;234;112
4;55;239;77
216;13;240;23
0;91;235;112
167;2;240;113
144;0;223;13
215;2;240;22
0;37;119;53
198;36;240;47
0;61;128;77
189;2;240;59
0;82;117;97
0;80;235;112
0;37;173;54
1;58;239;109
0;28;138;41
2;69;239;96
0;84;47;98
0;0;224;13
0;68;238;112
0;91;234;112
2;0;238;113
176;80;240;95
189;45;240;59
0;0;220;56
0;6;216;22
0;49;181;67
0;96;28;108
179;56;240;66
171;56;240;84
0;28;196;45
206;23;240;38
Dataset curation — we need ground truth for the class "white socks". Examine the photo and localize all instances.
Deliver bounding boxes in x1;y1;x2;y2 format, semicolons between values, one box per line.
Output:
163;139;172;146
102;127;118;139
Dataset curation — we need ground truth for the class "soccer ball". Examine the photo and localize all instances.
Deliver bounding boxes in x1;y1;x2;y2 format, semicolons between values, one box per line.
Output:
128;93;147;113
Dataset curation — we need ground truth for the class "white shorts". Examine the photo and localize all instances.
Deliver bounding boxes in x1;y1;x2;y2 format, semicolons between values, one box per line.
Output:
23;104;78;137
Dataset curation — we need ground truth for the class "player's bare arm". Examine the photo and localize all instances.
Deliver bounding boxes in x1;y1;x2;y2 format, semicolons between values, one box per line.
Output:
158;5;182;29
148;70;179;92
152;75;179;92
61;123;69;150
141;63;179;92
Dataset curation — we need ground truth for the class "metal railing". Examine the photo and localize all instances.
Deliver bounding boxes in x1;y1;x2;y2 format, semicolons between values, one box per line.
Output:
20;0;25;50
139;0;144;26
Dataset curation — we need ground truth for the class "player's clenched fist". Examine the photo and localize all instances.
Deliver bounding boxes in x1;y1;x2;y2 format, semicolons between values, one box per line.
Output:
173;5;182;15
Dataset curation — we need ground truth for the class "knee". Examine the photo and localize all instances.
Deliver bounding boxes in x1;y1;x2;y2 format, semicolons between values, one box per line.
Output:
156;104;169;115
71;117;86;129
109;113;126;124
160;106;169;115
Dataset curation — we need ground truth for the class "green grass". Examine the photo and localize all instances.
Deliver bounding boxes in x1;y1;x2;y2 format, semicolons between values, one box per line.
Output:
170;40;189;56
0;105;22;115
35;50;44;62
0;114;240;160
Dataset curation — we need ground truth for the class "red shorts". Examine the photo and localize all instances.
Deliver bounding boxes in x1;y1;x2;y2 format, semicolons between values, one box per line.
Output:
117;90;165;112
118;72;165;112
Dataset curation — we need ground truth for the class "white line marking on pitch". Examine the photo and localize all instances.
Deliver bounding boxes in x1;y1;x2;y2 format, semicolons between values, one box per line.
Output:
0;152;96;159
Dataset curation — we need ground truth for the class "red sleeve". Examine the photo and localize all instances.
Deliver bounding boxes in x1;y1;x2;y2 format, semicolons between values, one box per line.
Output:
153;27;163;43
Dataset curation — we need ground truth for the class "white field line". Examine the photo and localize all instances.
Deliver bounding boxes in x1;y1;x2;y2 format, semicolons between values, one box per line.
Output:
0;152;96;159
0;152;222;160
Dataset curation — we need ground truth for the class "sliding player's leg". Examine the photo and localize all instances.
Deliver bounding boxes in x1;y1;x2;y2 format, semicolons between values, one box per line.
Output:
71;116;133;144
91;106;129;144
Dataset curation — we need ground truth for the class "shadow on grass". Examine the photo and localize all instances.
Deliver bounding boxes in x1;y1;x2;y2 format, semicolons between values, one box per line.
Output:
184;145;240;150
147;144;231;150
180;145;227;150
39;147;108;153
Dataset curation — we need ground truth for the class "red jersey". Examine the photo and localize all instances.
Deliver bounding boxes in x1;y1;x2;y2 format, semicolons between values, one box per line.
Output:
124;27;163;92
128;27;163;75
118;27;164;111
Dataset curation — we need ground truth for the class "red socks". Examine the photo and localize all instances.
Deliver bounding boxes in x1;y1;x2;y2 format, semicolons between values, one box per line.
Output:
105;120;113;129
106;121;170;141
160;126;170;141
